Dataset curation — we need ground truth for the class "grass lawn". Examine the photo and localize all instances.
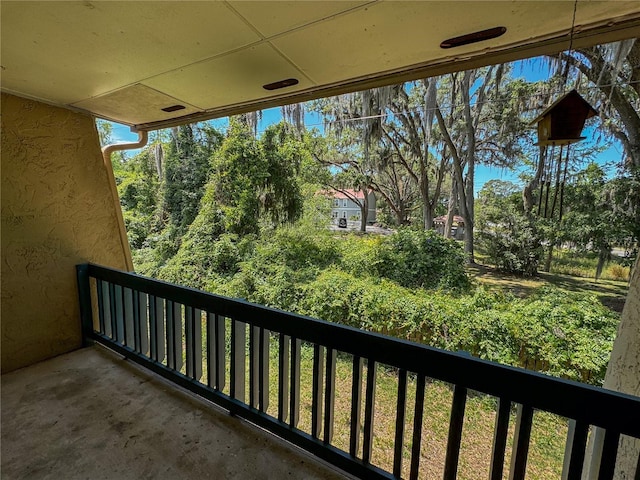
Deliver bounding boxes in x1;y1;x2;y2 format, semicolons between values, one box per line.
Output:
469;254;629;313
199;338;568;480
184;246;627;479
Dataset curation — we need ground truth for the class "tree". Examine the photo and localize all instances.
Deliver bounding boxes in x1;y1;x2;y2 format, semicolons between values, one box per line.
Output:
312;87;396;231
115;149;161;249
434;68;529;262
560;163;639;279
162;124;223;234
96;119;113;146
281;103;305;138
551;40;640;169
210;120;304;236
368;144;419;225
477;180;542;275
603;170;640;258
383;79;448;229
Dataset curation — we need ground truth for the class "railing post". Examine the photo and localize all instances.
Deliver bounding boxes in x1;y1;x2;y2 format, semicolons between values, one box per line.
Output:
563;420;589;480
562;420;576;480
76;263;640;480
508;404;534;480
231;320;246;403
393;368;407;478
444;385;468;480
76;264;94;346
278;334;290;423
489;398;511;480
312;344;325;439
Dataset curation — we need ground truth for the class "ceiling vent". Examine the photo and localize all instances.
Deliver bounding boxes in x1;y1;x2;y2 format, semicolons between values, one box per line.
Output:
263;78;299;91
161;104;186;112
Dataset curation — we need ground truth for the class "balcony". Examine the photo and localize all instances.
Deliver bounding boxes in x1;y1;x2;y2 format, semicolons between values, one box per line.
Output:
1;345;346;480
2;263;639;480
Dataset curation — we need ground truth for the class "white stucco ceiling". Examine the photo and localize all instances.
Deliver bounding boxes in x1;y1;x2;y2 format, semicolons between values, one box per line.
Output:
1;1;639;130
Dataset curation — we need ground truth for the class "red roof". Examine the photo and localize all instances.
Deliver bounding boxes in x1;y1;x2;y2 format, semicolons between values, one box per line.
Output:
321;189;371;200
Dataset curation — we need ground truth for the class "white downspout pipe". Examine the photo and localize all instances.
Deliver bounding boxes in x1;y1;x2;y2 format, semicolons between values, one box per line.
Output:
101;130;149;272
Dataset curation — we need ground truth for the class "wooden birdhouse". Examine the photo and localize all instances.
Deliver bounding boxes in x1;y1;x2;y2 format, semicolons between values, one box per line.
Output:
532;90;598;146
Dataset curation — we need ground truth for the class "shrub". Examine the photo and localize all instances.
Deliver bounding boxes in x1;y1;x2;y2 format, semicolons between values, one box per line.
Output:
158;204;228;288
508;286;618;383
478;213;542;276
374;228;470;290
338;235;383;277
607;264;630;281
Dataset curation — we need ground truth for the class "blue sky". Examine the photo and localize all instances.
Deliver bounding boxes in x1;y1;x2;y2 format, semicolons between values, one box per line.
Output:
107;59;623;195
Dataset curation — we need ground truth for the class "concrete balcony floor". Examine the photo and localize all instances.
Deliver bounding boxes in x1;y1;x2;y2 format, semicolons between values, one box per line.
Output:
1;346;349;480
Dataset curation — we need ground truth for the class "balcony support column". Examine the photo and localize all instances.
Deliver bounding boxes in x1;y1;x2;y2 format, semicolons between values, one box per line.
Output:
585;256;640;480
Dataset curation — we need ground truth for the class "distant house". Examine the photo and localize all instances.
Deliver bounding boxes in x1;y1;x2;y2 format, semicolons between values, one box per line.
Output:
327;189;376;224
434;215;465;240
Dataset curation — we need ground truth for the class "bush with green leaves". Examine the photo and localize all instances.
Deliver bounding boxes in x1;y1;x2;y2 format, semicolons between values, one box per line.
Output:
296;275;616;384
235;264;615;385
508;286;618;383
158;196;228;288
476;180;542;275
374;228;470;290
478;213;542;276
143;187;616;386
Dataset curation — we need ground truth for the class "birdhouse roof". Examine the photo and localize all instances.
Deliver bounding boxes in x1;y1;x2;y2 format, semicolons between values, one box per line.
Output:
530;89;598;126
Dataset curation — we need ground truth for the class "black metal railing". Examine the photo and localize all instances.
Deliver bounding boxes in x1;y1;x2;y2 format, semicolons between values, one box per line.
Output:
76;263;640;480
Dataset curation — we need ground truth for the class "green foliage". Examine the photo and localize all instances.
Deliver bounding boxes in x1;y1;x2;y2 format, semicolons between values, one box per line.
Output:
375;228;470;290
210;120;304;235
477;180;542;275
548;163;639;278
338;235;383;277
162;124;222;234
508;287;617;383
113;149;161;249
259;123;306;225
224;259;616;384
159;195;227;287
478;214;541;276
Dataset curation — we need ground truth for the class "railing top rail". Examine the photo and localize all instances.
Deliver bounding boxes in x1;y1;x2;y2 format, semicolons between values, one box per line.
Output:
83;263;640;438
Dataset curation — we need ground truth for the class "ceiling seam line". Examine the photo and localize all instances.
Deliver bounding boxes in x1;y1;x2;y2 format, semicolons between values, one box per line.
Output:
267;41;318;86
130;18;640;131
223;1;268;41
256;0;380;44
68;40;271;106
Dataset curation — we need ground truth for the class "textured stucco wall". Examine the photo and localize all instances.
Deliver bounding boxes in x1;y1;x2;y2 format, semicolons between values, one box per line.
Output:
1;93;128;373
584;258;640;479
602;257;640;479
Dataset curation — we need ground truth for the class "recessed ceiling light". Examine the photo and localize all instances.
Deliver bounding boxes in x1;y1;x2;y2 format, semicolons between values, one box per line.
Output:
263;78;299;91
161;104;186;112
440;26;507;49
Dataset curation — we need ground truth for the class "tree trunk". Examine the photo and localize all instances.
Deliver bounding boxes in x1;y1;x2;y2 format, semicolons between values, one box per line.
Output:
398;203;406;226
424;195;433;230
543;243;553;272
461;71;476;264
419;161;432;229
445;180;457;239
595;243;611;281
464;155;475;263
583;256;640;479
154;143;163;180
524;145;546;214
360;191;368;232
